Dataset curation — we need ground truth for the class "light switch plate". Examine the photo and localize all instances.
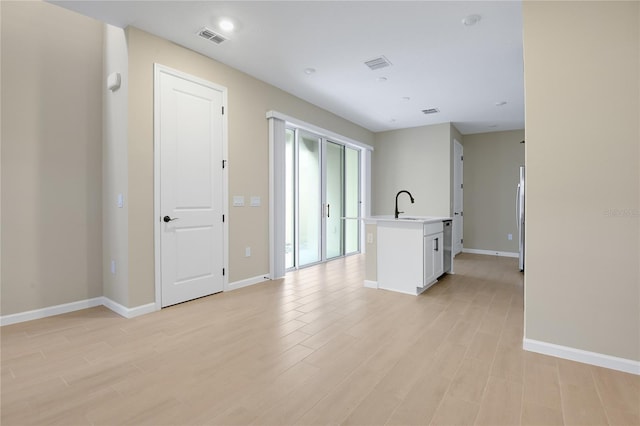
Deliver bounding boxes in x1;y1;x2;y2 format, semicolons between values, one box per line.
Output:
250;196;261;207
233;196;245;207
117;193;124;208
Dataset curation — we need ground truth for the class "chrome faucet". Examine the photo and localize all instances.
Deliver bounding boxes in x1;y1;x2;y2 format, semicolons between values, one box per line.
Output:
395;190;415;219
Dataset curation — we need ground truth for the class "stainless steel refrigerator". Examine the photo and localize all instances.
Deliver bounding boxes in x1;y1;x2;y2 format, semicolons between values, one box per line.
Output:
516;166;525;271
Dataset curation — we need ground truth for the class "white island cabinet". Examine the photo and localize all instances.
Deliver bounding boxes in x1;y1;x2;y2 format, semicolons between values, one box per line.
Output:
367;216;451;296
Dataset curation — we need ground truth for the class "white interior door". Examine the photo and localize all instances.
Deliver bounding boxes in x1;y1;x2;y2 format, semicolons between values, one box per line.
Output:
453;140;464;254
157;66;225;307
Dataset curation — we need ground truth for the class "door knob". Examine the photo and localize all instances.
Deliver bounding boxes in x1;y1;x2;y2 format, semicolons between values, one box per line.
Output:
163;215;179;223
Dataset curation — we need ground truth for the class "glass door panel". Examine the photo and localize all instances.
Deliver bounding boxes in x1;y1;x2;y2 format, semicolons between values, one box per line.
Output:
285;129;295;269
344;146;360;254
297;132;322;266
325;142;344;259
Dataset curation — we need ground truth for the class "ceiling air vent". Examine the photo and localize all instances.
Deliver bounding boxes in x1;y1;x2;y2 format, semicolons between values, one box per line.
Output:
197;27;227;44
422;108;440;115
364;56;392;70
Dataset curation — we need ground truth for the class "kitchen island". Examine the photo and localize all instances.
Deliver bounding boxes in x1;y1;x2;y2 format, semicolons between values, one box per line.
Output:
364;216;453;295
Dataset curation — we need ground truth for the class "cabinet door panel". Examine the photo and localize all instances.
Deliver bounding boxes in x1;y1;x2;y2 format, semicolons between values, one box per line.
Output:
424;234;436;286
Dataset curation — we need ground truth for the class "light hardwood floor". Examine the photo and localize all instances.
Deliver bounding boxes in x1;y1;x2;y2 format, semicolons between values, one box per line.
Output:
1;253;638;425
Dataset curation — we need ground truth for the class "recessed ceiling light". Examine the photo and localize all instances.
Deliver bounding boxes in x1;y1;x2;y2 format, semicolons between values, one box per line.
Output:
462;14;481;26
219;19;235;32
304;68;316;75
495;101;507;106
377;77;388;82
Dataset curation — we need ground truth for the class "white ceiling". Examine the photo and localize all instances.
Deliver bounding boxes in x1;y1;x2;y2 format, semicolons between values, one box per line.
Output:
51;1;524;135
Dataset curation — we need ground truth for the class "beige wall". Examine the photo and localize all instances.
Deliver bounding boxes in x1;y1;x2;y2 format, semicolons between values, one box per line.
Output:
523;1;639;361
125;28;374;306
372;123;452;218
0;1;103;315
462;130;525;253
103;24;129;306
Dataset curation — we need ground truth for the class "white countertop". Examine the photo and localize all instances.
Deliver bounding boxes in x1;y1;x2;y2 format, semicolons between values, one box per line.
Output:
362;215;452;225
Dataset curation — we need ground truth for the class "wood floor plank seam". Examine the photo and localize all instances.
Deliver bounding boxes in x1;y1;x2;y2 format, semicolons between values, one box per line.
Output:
427;330;477;424
591;367;613;426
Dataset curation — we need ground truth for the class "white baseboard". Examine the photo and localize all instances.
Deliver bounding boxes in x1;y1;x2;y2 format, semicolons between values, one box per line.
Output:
1;274;277;325
226;274;270;291
364;280;378;289
101;298;157;319
0;297;104;326
462;248;519;258
523;338;640;375
0;297;159;326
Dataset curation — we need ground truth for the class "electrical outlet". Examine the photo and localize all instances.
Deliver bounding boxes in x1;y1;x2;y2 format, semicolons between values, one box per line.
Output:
508;233;513;241
367;233;374;244
245;247;251;257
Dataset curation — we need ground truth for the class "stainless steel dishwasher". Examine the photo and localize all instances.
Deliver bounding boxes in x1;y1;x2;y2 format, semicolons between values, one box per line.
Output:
443;220;452;273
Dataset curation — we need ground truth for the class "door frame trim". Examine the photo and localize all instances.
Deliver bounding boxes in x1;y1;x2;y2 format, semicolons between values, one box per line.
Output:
453;139;464;255
153;63;229;310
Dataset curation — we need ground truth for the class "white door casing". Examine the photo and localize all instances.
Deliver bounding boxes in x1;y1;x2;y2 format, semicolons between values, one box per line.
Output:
453;140;464;254
154;64;228;308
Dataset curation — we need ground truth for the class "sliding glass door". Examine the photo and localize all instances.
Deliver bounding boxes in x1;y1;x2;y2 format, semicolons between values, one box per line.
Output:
325;141;344;260
298;132;322;266
285;129;296;269
286;129;361;269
